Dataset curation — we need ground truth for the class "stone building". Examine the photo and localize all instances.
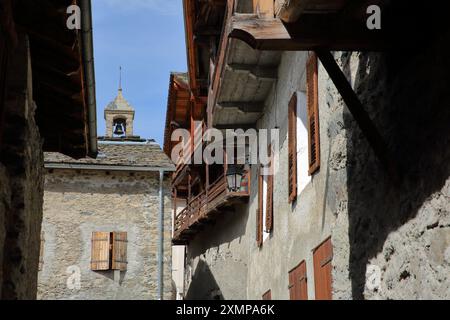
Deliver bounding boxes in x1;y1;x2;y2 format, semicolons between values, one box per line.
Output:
38;88;175;300
166;0;450;300
0;1;96;299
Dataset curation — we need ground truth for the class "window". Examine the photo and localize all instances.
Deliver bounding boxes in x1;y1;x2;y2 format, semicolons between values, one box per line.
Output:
313;237;333;300
257;144;274;247
262;290;272;300
289;261;308;300
288;52;321;203
306;52;320;175
91;231;128;271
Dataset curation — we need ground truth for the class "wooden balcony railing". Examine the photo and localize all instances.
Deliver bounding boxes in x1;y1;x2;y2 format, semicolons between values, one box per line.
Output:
173;170;250;242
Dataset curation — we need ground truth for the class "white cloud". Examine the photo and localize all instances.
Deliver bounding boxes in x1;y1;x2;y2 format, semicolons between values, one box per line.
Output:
99;0;180;15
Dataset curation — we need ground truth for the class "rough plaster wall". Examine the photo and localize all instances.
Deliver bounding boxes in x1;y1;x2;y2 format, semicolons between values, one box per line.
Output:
0;35;44;299
245;51;338;300
38;169;172;300
330;43;450;299
185;204;250;300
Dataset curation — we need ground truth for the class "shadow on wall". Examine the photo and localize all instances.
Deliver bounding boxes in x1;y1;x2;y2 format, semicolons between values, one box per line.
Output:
185;259;224;300
343;5;450;299
185;203;249;300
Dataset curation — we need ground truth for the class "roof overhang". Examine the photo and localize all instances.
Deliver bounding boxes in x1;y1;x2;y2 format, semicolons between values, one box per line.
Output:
13;0;97;159
45;163;175;173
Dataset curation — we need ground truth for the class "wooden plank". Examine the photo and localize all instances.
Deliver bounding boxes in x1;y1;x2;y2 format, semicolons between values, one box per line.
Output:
288;93;297;202
289;260;308;300
262;289;272;300
229;14;388;51
313;237;333;300
208;0;235;124
112;232;128;271
257;166;263;247
91;232;110;271
306;52;320;175
265;144;273;232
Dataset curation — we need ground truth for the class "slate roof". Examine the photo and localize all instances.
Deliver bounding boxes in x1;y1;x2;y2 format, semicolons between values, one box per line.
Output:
45;141;175;170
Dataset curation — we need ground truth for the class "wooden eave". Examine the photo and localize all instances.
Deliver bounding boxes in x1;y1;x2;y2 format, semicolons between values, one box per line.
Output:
10;0;95;159
163;73;191;157
183;0;226;97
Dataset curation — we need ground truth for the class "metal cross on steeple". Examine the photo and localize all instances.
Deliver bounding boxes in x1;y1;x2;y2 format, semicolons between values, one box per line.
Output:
119;66;122;91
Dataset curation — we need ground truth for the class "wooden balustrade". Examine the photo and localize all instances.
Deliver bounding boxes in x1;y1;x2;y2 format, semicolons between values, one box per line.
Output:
173;171;250;242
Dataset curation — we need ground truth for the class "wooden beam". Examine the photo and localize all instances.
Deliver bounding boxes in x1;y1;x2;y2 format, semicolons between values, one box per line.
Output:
277;0;349;23
229;14;388;51
227;63;278;80
315;50;398;180
217;101;264;113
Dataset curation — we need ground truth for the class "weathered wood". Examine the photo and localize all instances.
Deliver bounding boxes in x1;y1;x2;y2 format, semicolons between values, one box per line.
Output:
306;53;320;175
227;63;278;80
217;101;264;113
111;232;128;271
91;232;110;271
229;14;388;51
278;0;349;23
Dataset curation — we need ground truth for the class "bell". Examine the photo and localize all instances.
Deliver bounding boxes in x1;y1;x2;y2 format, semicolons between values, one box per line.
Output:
114;123;124;135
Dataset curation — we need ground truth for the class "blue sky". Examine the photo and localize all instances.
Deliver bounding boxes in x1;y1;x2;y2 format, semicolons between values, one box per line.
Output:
92;0;187;146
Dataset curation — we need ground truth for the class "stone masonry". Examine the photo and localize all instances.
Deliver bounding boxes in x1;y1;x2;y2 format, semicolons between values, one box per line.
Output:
38;168;173;300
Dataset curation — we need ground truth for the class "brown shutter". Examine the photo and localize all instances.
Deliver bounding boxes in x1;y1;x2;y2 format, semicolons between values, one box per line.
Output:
256;166;263;247
289;261;308;300
313;237;333;300
262;290;272;300
306;52;321;175
91;232;111;271
112;232;128;271
288;93;297;202
38;231;45;271
265;144;274;232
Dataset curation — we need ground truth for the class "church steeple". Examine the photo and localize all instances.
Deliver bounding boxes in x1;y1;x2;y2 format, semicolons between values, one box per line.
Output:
104;67;135;138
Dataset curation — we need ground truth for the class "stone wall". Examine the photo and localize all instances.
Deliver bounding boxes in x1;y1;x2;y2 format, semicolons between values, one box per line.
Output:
38;169;172;300
0;34;44;299
330;37;450;299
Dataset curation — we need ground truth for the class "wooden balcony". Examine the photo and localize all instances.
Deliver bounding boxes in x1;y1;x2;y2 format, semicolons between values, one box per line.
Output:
173;171;250;243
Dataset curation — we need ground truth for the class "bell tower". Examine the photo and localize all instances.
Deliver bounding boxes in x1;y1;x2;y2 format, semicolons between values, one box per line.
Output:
104;67;135;138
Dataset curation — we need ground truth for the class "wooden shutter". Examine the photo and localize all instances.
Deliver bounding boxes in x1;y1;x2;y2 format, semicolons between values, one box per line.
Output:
288;93;297;202
38;231;45;271
91;232;111;271
306;52;321;175
265;144;274;232
262;290;272;300
256;166;263;247
112;232;128;271
313;237;333;300
289;261;308;300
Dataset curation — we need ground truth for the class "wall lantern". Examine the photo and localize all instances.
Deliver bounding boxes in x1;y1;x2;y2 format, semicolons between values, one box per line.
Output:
226;165;244;192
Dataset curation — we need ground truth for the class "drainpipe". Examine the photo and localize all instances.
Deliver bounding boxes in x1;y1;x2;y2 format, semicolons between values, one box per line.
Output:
80;0;98;158
158;170;165;300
